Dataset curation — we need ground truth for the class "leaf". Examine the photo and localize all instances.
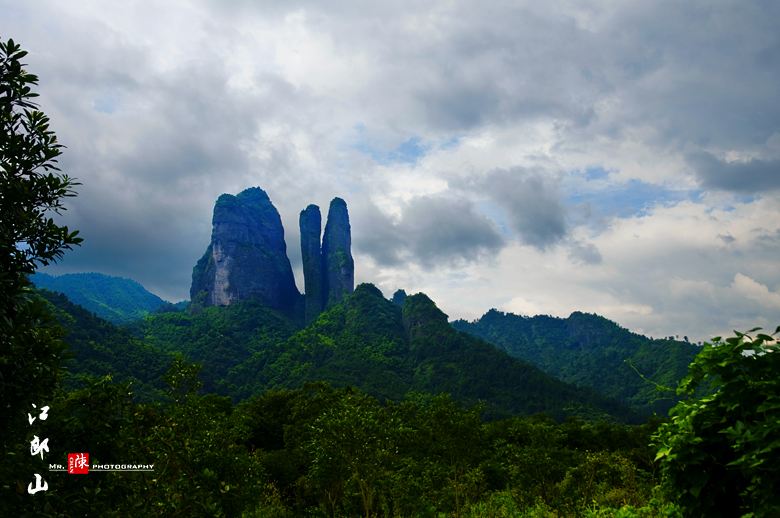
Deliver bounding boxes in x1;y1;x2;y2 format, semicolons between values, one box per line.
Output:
655;447;671;460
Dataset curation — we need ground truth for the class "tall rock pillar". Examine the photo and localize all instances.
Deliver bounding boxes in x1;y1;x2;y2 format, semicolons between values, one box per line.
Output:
190;187;300;312
300;204;324;323
322;197;354;308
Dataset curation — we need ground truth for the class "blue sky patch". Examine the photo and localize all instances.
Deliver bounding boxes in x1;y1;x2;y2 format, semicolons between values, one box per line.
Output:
476;200;512;238
392;137;430;164
350;126;438;165
583;166;611;181
566;178;702;219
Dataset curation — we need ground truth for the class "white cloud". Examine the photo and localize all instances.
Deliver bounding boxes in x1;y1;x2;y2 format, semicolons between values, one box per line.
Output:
731;273;780;310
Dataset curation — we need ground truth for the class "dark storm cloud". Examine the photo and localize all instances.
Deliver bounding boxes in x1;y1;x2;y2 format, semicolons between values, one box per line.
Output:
371;0;780;152
353;196;504;267
688;152;780;193
600;1;780;150
43;199;203;301
403;7;604;133
351;202;408;266
478;168;568;249
50;50;298;190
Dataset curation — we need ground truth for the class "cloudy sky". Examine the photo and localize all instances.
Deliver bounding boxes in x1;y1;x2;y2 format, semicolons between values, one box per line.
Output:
6;0;779;340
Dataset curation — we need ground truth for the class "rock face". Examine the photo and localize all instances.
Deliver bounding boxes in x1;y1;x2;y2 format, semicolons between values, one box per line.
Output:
190;187;300;312
322;197;354;308
299;204;324;323
190;188;353;319
392;289;407;307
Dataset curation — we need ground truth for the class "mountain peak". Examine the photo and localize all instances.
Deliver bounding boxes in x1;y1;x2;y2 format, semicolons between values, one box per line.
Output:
236;186;270;200
391;288;407;306
354;282;384;299
401;293;449;339
191;187;300;312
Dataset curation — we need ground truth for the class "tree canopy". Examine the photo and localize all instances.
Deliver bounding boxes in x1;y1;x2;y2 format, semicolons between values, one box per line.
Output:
0;37;81;299
0;37;81;509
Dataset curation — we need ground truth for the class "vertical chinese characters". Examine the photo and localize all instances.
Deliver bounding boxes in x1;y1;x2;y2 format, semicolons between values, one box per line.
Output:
26;404;50;495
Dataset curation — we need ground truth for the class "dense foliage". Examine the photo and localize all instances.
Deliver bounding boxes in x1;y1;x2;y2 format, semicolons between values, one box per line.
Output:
39;289;172;400
6;371;674;516
135;298;300;394
654;327;780;516
453;309;698;415
32;272;168;324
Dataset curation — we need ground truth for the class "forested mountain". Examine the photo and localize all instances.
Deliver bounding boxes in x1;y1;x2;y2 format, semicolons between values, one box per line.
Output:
24;289;668;515
228;284;631;421
39;289;172;400
132;299;301;394
32;270;695;421
32;272;169;324
452;309;699;415
42;283;635;422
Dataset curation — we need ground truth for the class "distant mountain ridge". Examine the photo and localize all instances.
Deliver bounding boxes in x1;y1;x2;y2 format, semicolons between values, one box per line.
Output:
32;272;168;324
452;309;699;415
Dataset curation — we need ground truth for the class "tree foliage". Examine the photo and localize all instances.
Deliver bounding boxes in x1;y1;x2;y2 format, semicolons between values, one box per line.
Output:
0;37;81;304
654;327;780;516
0;37;81;508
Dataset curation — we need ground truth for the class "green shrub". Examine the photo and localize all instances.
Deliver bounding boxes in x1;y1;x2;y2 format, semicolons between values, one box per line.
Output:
654;327;780;516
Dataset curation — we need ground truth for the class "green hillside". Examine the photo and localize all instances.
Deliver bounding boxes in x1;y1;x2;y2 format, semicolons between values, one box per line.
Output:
222;284;636;421
452;309;699;415
133;299;301;394
39;289;172;400
32;272;169;324
45;283;635;421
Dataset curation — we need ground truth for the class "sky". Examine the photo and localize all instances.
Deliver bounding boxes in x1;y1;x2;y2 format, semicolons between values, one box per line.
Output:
5;0;779;341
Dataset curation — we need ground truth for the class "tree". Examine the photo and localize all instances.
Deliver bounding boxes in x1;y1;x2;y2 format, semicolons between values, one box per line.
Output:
654;327;780;516
306;390;393;517
0;37;81;304
0;37;81;510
